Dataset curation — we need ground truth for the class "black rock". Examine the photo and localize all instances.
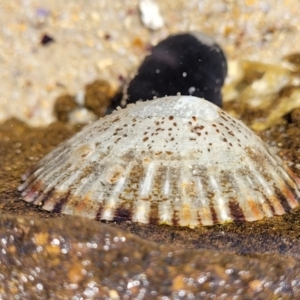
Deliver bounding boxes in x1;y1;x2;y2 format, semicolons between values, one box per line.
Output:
123;32;227;107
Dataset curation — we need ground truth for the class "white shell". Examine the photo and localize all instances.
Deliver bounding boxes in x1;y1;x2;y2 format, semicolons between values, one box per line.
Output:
19;95;300;227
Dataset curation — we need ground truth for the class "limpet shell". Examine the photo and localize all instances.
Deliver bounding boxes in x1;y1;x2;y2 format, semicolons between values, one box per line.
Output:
19;95;300;227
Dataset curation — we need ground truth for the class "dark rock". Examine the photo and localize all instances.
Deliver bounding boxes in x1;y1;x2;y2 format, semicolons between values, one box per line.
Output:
40;33;55;45
124;32;227;107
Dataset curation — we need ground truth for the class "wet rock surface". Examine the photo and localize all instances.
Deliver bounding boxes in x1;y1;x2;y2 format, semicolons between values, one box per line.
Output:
1;214;300;299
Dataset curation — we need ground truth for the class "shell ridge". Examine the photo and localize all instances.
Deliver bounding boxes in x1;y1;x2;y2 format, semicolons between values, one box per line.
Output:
195;175;212;226
24;161;72;205
100;161;142;221
235;170;270;220
245;149;300;212
211;175;233;223
139;161;156;197
19;167;44;194
242;161;285;216
178;163;198;227
194;166;215;226
41;159;102;210
26;152;73;198
132;199;150;224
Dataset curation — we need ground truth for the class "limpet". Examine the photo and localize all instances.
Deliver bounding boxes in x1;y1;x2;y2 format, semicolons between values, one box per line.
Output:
19;95;300;227
123;32;227;107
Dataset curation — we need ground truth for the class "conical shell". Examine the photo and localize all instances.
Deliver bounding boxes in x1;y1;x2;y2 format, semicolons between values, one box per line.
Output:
19;95;300;227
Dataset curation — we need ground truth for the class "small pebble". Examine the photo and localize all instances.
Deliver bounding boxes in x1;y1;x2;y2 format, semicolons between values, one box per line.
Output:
54;94;78;123
84;80;112;117
40;33;55;45
68;108;97;124
139;0;164;30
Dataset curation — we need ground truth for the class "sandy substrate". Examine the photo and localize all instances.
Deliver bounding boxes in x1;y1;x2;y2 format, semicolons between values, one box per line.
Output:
1;0;300;125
